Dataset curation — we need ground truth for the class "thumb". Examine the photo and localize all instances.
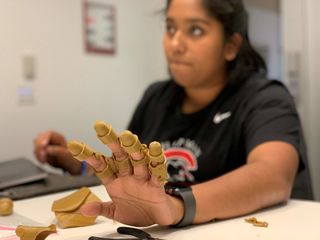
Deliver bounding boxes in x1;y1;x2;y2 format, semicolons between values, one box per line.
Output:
80;201;115;219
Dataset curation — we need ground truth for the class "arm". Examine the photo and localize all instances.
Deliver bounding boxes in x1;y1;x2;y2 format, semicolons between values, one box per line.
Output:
190;141;299;224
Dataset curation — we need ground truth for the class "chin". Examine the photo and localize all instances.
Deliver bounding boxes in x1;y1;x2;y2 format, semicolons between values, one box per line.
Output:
172;74;193;86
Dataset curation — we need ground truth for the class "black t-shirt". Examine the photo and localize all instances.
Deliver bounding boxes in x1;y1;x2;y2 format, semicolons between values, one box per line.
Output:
128;76;313;199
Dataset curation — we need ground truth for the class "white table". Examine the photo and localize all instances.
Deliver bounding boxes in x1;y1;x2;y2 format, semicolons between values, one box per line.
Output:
3;185;320;240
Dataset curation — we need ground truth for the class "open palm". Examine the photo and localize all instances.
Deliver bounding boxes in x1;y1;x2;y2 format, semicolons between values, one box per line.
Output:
68;121;182;227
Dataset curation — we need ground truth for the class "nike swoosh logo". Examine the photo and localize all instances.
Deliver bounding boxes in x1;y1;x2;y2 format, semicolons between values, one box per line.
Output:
213;112;232;124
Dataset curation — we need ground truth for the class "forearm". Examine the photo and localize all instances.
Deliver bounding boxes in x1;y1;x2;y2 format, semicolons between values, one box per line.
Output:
191;161;292;224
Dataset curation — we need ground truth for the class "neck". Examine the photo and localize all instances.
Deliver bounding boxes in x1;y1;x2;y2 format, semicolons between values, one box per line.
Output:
182;81;226;114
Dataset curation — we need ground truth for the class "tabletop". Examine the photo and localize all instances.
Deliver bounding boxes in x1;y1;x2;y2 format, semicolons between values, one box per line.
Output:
1;185;320;240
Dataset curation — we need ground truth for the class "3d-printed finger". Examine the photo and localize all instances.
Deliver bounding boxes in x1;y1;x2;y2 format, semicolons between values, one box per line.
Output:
119;130;149;166
0;198;13;216
95;157;117;180
67;141;95;161
119;130;142;153
67;140;112;174
148;141;168;184
113;154;133;174
94;121;118;145
15;224;56;240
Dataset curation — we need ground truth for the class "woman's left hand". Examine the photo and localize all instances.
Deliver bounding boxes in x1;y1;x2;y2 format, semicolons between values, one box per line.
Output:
67;121;183;227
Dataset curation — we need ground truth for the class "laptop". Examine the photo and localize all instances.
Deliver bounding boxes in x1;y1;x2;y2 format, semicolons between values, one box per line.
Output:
0;157;48;190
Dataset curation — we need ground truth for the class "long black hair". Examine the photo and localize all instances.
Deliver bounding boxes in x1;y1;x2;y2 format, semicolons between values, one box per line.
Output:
166;0;267;85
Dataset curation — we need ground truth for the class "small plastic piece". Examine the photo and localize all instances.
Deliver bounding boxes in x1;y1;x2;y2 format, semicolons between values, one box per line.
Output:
0;197;13;216
245;217;269;228
15;224;56;240
51;187;101;228
113;155;132;172
119;131;142;153
94;121;119;144
148;141;167;184
119;131;149;166
67;141;95;161
95;158;116;179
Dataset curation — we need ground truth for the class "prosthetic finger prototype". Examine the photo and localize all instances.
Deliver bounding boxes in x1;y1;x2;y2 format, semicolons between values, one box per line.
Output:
94;121;132;174
119;130;149;166
148;142;168;185
15;224;56;240
67;141;116;180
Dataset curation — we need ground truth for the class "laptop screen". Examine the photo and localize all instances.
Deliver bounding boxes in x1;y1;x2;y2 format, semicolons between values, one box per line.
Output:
0;158;48;190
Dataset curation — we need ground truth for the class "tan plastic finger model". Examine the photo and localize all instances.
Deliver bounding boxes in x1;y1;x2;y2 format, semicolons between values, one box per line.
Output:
148;141;168;184
51;187;101;228
68;140;117;179
94;121;119;144
67;141;96;161
95;157;117;179
0;197;13;216
15;224;56;240
119;131;149;166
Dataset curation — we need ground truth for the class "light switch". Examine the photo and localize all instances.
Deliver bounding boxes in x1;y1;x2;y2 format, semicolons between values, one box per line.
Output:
23;54;36;80
17;86;35;105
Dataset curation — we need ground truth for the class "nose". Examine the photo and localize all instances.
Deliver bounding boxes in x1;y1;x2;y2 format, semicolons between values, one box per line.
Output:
170;31;187;55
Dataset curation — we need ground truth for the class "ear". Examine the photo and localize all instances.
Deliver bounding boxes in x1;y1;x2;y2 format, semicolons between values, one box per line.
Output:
224;33;243;61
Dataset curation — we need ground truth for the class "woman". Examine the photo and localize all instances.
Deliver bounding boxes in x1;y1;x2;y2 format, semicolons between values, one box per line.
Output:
34;0;313;227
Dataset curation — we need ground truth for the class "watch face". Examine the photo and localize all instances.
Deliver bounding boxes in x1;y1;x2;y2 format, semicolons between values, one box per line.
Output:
84;1;116;54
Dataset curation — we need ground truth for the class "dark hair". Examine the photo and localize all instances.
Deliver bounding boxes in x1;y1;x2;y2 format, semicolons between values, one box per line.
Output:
166;0;267;85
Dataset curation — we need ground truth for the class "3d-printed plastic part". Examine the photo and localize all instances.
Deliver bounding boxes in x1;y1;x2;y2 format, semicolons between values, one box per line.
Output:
67;141;96;161
51;187;101;228
148;141;168;185
67;141;116;179
15;224;56;240
0;197;13;216
94;121;119;144
119;131;149;166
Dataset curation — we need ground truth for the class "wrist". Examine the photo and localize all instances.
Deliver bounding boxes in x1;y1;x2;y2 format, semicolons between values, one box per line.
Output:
166;186;196;227
168;194;184;225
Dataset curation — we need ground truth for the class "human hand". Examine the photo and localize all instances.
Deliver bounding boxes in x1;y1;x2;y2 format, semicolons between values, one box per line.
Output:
33;131;82;175
67;121;184;227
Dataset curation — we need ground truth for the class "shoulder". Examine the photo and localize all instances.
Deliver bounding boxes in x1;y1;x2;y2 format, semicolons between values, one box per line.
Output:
239;76;296;110
143;79;177;97
141;79;182;105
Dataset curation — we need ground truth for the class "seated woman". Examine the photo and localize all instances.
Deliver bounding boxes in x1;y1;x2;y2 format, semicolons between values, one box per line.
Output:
34;0;313;227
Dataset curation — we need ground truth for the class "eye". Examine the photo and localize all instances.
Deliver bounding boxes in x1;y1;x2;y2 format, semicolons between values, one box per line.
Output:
189;25;204;37
166;24;176;37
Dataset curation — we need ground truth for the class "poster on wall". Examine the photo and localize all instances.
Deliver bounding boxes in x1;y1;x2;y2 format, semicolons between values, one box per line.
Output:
83;0;116;55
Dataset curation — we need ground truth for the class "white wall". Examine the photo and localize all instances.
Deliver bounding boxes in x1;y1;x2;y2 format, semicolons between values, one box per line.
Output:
281;0;320;200
246;5;282;80
0;0;167;161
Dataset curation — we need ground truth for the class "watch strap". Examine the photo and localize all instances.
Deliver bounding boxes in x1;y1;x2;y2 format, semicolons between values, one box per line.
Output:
168;186;196;227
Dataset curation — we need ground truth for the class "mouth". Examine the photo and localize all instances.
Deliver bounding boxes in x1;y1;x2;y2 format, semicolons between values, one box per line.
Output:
169;60;192;66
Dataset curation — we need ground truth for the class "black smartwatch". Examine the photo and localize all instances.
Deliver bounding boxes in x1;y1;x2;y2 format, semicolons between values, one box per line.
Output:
166;186;196;227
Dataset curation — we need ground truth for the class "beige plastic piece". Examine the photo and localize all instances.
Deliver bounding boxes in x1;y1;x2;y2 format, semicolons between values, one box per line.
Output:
67;141;95;161
94;121;119;144
15;224;56;240
95;157;116;179
148;141;167;184
51;187;101;228
119;130;142;153
113;155;132;172
0;197;13;216
119;131;149;166
245;217;269;227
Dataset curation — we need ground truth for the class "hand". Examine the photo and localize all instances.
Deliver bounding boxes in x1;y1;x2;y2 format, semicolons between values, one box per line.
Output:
67;121;184;227
33;131;82;175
